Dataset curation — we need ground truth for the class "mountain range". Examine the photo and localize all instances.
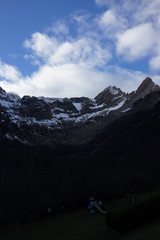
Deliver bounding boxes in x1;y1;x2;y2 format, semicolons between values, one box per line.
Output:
1;77;160;223
0;77;159;145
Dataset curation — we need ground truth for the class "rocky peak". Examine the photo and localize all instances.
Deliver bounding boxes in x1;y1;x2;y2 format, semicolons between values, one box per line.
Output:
108;86;122;95
95;86;125;107
122;77;160;111
136;77;160;95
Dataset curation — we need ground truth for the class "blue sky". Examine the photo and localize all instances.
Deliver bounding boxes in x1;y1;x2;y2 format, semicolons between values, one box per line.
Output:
0;0;160;98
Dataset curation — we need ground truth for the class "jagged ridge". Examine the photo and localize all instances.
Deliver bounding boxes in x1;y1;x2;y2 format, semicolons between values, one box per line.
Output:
0;77;159;145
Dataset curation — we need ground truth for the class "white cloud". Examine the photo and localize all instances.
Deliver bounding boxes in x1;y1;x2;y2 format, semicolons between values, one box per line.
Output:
0;63;147;98
23;64;109;97
97;9;128;38
1;0;160;99
99;10;117;26
24;54;41;66
0;30;111;98
116;23;155;60
149;55;160;71
95;0;108;6
72;13;90;26
24;32;111;67
133;0;160;24
0;60;22;82
46;20;69;35
0;63;106;97
71;13;95;39
24;32;59;60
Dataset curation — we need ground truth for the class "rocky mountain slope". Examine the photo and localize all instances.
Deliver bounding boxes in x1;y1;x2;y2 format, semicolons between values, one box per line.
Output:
0;77;159;145
1;77;160;223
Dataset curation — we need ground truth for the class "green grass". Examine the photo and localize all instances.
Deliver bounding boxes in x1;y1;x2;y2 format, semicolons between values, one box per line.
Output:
1;189;160;240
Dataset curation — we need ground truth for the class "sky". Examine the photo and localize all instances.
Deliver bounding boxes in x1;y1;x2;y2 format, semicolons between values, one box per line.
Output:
0;0;160;98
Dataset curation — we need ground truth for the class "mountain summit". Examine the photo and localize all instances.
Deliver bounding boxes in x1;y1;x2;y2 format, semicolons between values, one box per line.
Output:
95;86;125;107
136;77;160;95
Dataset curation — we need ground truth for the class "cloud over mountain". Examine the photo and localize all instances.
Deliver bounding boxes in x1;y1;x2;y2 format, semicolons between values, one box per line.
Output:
0;0;160;97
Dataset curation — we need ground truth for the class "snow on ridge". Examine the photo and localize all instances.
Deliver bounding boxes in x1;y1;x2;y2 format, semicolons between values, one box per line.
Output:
8;98;127;127
36;118;58;126
53;107;65;112
73;102;82;111
74;108;109;123
90;103;104;109
0;93;21;108
113;95;124;100
56;113;70;119
121;108;131;113
0;99;13;108
75;98;126;123
0;88;127;129
6;133;31;145
6;133;13;140
108;98;126;112
109;87;119;95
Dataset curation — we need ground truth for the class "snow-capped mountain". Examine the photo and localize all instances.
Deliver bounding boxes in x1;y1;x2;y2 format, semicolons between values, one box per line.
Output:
1;77;160;224
0;77;159;145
